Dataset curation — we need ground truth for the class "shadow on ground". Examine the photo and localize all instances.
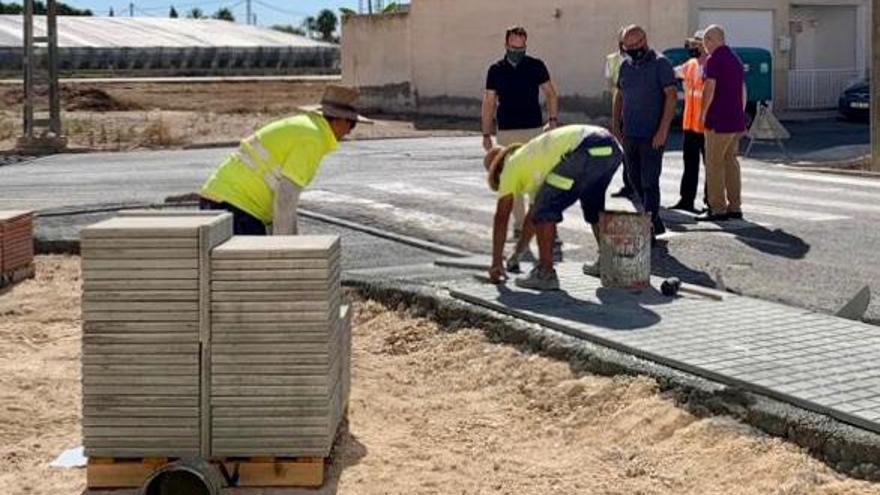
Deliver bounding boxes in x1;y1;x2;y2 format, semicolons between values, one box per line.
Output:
663;208;810;260
485;280;670;331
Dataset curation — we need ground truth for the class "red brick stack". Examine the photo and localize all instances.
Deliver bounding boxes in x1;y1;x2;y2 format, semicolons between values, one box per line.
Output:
0;210;35;287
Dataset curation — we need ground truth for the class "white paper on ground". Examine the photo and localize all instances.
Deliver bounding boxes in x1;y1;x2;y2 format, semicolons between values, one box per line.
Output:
50;446;87;469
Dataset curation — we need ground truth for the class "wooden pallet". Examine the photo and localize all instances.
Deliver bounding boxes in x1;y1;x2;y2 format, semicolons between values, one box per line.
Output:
0;263;35;289
86;455;325;489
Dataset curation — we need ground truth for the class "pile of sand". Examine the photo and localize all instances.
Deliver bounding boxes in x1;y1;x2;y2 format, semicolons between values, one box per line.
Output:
1;256;879;494
0;86;139;112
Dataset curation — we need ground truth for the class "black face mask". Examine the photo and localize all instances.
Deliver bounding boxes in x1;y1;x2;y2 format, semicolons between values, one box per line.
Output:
688;48;701;59
625;48;647;61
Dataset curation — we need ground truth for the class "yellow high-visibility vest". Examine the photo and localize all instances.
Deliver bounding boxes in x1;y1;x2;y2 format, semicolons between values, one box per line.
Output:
201;113;338;224
606;52;624;91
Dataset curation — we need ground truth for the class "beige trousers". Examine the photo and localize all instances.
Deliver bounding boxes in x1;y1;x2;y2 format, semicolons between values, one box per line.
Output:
496;127;545;230
704;130;742;214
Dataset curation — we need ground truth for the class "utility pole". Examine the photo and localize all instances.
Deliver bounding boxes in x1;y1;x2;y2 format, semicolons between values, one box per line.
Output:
367;0;372;15
245;0;251;25
129;2;134;17
18;0;65;152
872;0;880;171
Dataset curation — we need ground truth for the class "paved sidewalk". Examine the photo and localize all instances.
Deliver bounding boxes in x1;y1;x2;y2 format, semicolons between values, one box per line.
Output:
450;261;880;435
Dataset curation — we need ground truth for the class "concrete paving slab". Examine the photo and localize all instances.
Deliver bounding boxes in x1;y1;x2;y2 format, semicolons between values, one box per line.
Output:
212;236;340;259
450;261;880;435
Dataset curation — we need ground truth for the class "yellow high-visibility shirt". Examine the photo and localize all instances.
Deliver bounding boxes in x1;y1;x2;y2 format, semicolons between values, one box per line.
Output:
201;113;338;224
497;125;596;198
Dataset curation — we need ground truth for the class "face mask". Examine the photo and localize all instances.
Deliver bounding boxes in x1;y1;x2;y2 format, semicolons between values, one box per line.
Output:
625;48;647;61
506;48;526;66
688;48;701;59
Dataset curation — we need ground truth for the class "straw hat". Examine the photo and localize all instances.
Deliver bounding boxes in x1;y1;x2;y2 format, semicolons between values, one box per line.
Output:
298;84;372;123
484;143;523;191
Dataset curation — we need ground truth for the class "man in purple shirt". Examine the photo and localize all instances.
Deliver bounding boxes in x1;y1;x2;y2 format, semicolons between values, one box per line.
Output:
699;25;747;222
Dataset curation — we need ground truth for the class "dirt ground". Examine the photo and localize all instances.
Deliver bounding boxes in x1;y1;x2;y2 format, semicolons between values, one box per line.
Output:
2;256;880;494
0;81;474;151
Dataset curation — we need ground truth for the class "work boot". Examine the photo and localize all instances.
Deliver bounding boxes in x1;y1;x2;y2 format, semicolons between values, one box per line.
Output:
515;266;560;291
582;261;600;277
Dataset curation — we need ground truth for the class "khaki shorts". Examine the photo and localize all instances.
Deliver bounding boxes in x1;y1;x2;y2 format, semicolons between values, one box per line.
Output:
497;127;544;146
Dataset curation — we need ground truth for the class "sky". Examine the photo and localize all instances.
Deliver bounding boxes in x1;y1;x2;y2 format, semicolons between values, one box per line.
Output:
64;0;363;28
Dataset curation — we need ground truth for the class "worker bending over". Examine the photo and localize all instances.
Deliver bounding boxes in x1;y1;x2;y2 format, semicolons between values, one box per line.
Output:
199;85;370;235
485;125;624;290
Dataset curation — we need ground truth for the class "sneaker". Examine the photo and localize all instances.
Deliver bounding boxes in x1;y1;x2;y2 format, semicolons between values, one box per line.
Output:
727;211;744;220
515;266;560;291
696;211;730;222
611;187;633;198
582;261;600;277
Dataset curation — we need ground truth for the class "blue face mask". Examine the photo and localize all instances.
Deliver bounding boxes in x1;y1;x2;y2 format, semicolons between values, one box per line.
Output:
506;48;526;66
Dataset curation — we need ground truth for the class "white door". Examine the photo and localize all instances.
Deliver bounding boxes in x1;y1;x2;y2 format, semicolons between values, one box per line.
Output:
698;9;774;52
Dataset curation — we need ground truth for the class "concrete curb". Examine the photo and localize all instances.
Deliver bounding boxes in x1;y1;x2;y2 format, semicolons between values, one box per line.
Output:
343;277;880;482
31;203;474;260
299;208;473;259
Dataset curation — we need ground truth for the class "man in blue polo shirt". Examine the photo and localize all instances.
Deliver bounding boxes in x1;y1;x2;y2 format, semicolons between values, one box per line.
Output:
613;25;677;241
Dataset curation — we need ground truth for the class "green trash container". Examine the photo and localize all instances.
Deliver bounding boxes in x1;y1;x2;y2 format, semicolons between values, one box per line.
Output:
662;46;772;126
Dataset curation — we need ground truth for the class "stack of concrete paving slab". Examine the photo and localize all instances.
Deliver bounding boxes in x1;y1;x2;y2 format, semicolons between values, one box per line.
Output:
80;213;232;458
209;236;349;458
0;210;35;285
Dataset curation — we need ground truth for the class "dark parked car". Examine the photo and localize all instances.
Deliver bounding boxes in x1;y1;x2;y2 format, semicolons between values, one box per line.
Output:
838;80;870;121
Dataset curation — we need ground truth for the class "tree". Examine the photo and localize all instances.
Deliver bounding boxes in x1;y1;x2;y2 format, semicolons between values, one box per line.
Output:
187;7;203;18
316;9;337;42
301;15;317;37
0;1;93;15
0;2;22;14
169;6;178;18
272;24;306;36
213;7;234;22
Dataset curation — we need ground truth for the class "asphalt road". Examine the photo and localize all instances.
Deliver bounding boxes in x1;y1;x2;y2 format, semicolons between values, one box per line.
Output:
34;209;440;275
1;133;878;322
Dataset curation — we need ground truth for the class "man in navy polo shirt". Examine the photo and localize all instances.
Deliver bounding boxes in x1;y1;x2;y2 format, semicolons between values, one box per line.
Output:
613;25;677;241
482;25;559;244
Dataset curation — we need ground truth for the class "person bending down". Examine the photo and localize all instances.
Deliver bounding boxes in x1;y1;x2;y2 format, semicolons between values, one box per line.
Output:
199;85;370;235
484;125;624;290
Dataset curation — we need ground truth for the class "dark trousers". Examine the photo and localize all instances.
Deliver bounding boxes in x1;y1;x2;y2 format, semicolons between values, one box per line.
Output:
680;131;705;207
620;153;634;192
623;137;664;230
199;198;267;235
